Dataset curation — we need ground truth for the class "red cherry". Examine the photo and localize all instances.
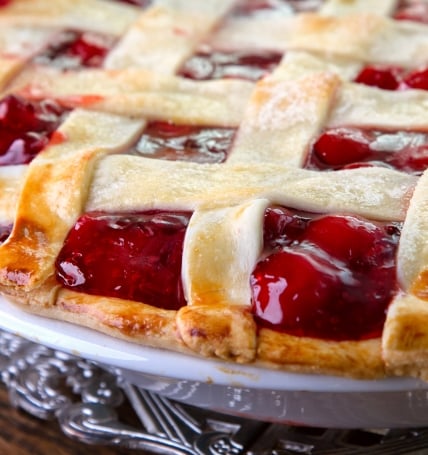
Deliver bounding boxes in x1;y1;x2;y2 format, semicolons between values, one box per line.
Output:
0;224;12;243
311;128;372;167
389;143;428;174
307;128;428;175
56;211;191;310
354;66;403;90
0;94;41;131
403;67;428;90
394;2;428;24
115;0;152;6
251;248;342;336
251;211;400;341
65;33;110;67
35;30;114;70
263;206;308;249
0;95;66;165
304;215;388;265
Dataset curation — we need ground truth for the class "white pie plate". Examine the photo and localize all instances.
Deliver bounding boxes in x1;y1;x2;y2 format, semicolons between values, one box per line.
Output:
0;295;427;429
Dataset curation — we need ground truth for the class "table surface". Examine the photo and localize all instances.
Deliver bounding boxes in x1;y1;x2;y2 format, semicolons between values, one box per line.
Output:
0;384;143;455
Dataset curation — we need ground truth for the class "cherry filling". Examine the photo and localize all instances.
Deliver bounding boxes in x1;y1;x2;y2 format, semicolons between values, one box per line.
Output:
306;127;428;175
110;0;152;6
0;94;67;165
131;121;236;163
55;211;191;310
0;224;12;243
251;207;401;341
178;50;283;81
33;30;115;70
394;0;428;24
355;65;428;91
232;0;322;16
0;0;11;6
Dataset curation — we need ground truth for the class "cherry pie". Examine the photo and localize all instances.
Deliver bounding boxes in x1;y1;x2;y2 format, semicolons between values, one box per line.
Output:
0;0;428;381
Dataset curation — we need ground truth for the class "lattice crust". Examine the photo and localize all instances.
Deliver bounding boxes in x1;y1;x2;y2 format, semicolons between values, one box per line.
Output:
383;173;428;379
289;14;428;65
0;0;139;35
230;72;428;166
0;0;427;380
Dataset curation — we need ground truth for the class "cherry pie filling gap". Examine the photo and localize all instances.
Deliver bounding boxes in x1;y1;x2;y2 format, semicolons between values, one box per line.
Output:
394;0;428;24
231;0;323;16
131;121;236;163
0;15;121;163
0;94;68;166
354;65;428;92
32;29;117;70
352;2;428;91
177;49;283;82
0;0;153;7
55;211;191;311
113;0;153;7
55;206;401;344
176;0;295;82
305;128;428;175
0;90;236;167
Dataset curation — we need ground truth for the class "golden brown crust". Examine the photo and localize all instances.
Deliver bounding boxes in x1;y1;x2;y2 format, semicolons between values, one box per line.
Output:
55;289;185;351
258;329;385;379
383;173;428;380
0;110;144;289
177;304;257;363
383;294;428;380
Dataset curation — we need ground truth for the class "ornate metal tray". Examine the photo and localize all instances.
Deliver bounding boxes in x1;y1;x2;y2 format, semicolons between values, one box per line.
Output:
2;329;428;454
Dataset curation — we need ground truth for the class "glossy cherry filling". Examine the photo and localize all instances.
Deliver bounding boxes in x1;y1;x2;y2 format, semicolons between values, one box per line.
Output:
394;0;428;24
251;207;401;341
0;224;12;244
178;50;283;81
55;211;191;310
355;65;428;91
306;127;428;175
34;30;115;70
131;121;236;163
0;94;67;165
232;0;322;16
112;0;152;6
0;0;11;6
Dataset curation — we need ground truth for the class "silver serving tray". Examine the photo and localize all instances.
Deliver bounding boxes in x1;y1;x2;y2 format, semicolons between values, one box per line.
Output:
1;329;428;454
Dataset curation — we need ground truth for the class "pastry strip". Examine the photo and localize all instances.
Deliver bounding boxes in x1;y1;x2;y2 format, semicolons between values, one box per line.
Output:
0;109;145;289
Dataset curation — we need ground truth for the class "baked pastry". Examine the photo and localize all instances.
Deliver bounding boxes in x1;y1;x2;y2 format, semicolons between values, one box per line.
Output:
0;0;428;381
